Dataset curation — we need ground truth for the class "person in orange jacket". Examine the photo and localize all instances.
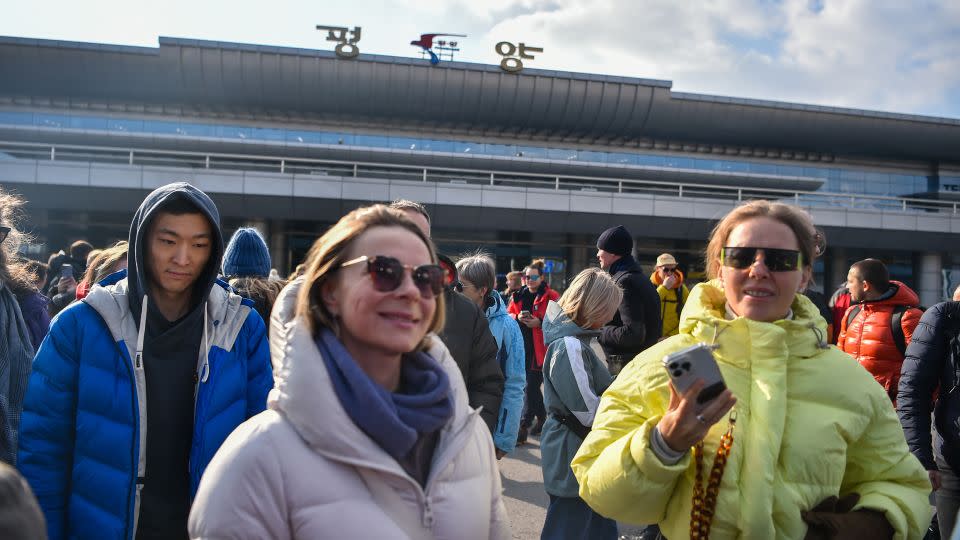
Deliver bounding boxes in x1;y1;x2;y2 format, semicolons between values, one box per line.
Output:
838;258;923;403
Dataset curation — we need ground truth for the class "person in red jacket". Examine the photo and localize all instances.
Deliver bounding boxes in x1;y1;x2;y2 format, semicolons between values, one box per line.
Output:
838;258;923;402
508;259;559;444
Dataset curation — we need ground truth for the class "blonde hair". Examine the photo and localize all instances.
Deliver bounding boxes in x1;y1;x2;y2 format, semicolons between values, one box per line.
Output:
557;268;623;328
296;205;445;350
704;200;823;279
82;241;128;287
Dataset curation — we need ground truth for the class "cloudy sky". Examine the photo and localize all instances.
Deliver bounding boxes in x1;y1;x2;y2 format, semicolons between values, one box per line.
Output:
3;0;958;118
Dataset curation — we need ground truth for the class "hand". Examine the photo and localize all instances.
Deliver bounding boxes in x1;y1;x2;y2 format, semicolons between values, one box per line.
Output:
663;274;679;289
929;470;942;491
522;316;541;328
58;275;77;294
495;449;507;460
657;379;736;452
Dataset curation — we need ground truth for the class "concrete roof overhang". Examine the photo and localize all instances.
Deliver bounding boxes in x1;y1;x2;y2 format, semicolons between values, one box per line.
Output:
1;35;958;163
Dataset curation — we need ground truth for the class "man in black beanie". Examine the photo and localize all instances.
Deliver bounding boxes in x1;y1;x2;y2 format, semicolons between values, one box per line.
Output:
596;225;661;373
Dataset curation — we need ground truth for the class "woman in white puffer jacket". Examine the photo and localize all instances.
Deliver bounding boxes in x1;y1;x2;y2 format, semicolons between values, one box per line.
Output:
189;205;509;539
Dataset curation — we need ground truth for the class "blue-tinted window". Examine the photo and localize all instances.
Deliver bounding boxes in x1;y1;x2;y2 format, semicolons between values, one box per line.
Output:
609;153;637;165
0;111;33;125
178;123;215;137
454;141;475;153
286;130;320;144
35;113;70;128
354;134;389;147
389;137;418;150
485;144;513;156
636;154;665;167
516;145;545;158
577;150;606;163
252;127;284;141
68;116;108;130
548;147;578;161
107;118;143;132
147;120;180;135
215;125;252;140
320;132;351;145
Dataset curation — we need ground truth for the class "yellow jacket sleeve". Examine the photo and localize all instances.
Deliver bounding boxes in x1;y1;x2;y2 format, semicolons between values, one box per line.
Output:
842;390;932;540
571;352;691;524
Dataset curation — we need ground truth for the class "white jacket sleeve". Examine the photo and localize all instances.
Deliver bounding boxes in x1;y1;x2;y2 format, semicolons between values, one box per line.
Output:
189;420;290;540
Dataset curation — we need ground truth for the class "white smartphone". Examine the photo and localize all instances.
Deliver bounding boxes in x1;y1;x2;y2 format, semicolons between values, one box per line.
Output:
662;343;727;406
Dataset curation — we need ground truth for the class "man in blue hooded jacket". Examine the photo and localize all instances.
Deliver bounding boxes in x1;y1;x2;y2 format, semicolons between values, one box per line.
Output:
18;182;273;540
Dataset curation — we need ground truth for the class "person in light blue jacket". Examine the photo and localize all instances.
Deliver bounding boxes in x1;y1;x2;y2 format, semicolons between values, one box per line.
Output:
539;268;622;540
18;182;273;540
457;254;525;458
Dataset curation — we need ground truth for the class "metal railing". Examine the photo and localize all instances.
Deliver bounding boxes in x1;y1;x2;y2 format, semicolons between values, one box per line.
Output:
1;140;956;214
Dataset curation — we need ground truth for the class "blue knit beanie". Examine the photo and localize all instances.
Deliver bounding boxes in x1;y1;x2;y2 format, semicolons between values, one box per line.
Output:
222;228;271;278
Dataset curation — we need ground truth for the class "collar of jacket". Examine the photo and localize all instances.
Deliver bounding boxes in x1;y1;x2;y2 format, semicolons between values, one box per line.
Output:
678;280;829;369
858;280;920;308
83;272;250;365
542;300;601;345
267;279;477;473
608;255;640;276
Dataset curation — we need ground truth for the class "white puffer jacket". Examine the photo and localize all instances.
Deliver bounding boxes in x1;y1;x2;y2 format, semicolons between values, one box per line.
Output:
189;279;510;539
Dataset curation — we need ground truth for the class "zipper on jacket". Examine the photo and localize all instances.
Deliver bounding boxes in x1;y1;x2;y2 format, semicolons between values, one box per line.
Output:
421;496;434;528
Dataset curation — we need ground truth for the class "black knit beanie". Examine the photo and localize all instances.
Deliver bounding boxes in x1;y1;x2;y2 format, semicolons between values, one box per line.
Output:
596;225;633;256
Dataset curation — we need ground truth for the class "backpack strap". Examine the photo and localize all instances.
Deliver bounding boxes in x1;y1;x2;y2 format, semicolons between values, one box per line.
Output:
675;288;684;321
846;304;862;332
891;305;910;357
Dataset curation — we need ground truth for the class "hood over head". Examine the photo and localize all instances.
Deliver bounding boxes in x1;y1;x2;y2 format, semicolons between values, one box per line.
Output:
126;182;224;321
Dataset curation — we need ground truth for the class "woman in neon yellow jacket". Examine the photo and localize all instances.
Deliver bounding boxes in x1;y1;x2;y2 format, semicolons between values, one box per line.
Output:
572;200;932;539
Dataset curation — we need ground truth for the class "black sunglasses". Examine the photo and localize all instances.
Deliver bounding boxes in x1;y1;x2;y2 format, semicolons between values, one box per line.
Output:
0;226;9;244
341;255;444;298
721;247;802;272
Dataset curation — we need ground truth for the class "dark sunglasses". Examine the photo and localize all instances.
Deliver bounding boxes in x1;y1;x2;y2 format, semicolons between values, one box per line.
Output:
0;226;9;244
525;274;541;281
341;255;444;298
721;247;802;272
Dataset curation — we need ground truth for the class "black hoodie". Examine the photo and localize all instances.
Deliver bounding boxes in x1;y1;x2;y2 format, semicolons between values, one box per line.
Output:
125;182;224;540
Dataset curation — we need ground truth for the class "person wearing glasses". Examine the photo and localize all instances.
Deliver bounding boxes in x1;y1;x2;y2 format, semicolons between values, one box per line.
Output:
572;200;931;539
650;253;690;339
0;188;51;465
508;259;560;444
189;205;509;539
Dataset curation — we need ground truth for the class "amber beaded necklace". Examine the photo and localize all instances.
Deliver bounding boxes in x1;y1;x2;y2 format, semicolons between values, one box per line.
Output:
690;410;737;539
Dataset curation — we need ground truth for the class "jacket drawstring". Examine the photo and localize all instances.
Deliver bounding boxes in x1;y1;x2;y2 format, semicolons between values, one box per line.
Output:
135;294;148;368
199;302;210;383
809;323;830;349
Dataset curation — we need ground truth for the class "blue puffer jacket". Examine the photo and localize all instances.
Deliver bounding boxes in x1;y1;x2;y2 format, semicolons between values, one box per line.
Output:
898;301;960;473
17;270;273;540
485;291;526;454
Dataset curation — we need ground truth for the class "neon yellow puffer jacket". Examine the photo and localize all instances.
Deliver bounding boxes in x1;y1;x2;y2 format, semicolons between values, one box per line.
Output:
572;280;931;540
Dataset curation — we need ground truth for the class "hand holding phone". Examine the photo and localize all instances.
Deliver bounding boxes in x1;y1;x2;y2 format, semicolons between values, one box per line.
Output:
657;344;737;451
662;344;727;407
61;263;73;281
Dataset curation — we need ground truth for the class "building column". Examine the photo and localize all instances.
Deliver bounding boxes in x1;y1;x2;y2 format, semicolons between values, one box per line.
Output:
269;221;288;276
918;252;943;306
828;248;848;293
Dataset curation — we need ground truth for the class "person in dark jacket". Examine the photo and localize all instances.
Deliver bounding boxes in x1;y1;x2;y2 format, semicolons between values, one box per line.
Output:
18;182;273;540
898;301;960;539
45;240;93;316
390;200;504;435
595;225;661;372
0;188;50;465
0;462;46;540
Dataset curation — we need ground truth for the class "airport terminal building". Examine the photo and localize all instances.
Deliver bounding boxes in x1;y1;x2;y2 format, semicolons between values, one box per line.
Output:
1;36;959;304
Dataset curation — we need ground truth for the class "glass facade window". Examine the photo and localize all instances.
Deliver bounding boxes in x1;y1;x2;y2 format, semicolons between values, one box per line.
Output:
0;108;935;202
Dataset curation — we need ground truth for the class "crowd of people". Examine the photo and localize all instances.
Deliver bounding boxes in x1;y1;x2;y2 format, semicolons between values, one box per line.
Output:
0;181;957;539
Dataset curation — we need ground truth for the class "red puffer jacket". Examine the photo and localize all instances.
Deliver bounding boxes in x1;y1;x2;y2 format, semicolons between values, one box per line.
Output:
508;283;560;370
838;280;923;401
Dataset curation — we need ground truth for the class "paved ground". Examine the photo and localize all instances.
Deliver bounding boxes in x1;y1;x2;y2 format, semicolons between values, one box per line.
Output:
498;433;646;539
